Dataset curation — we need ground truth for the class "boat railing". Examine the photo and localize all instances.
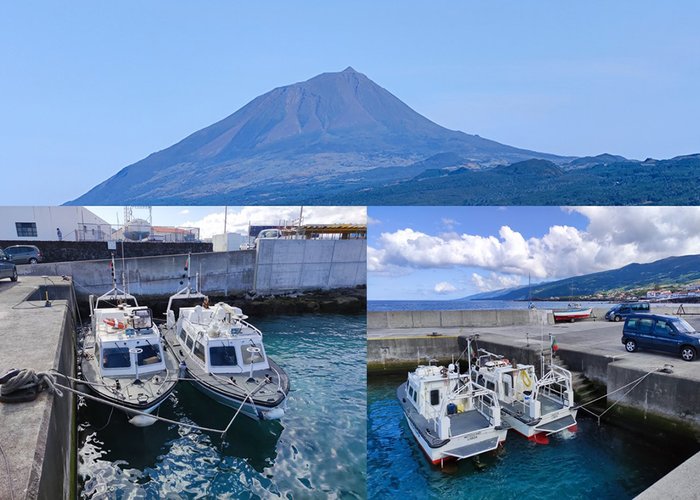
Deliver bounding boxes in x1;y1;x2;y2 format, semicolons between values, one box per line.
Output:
535;365;573;405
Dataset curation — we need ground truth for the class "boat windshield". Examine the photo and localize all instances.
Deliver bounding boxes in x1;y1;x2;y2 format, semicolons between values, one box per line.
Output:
102;347;131;369
672;318;696;334
137;344;162;366
209;345;238;366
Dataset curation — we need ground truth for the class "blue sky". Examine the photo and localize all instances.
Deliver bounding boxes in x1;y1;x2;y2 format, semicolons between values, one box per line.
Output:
368;207;700;300
1;2;699;204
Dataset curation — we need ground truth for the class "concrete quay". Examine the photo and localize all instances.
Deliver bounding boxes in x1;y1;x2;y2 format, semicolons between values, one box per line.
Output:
0;276;76;499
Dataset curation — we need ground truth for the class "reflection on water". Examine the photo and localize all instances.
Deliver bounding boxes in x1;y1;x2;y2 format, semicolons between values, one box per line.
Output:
78;314;366;498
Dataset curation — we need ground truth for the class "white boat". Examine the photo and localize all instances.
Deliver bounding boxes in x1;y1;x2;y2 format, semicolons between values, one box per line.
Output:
469;339;577;444
79;276;178;427
552;305;592;323
163;281;289;421
397;362;508;467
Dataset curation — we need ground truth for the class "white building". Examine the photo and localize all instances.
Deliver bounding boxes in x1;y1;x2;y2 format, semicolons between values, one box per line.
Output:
212;232;249;252
0;207;110;242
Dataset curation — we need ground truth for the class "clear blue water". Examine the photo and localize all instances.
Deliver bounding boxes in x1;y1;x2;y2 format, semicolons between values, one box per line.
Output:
368;374;694;500
78;314;366;499
368;299;611;312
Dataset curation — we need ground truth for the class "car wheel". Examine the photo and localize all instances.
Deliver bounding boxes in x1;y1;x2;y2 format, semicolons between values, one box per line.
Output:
614;315;621;322
29;258;38;264
624;339;637;352
680;346;696;362
10;269;17;282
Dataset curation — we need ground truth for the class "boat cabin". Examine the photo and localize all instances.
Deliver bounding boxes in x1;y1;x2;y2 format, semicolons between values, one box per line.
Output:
406;365;500;439
92;306;167;378
175;303;271;375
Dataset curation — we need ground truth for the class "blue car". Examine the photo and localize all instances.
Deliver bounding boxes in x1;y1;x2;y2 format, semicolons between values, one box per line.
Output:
0;249;18;282
621;313;700;361
605;302;650;321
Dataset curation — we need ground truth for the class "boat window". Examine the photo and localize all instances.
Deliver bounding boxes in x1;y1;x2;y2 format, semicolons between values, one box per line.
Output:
132;309;153;329
178;328;186;342
194;341;206;362
209;345;238;366
430;389;440;406
412;391;417;402
102;347;131;369
486;381;495;392
241;343;264;365
185;335;194;350
137;344;162;366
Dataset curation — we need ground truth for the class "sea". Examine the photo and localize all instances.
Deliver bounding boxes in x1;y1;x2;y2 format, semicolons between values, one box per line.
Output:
77;314;367;499
368;374;696;500
368;299;611;312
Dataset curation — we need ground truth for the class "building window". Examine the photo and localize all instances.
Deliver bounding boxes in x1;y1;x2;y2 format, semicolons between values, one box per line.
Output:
15;222;37;237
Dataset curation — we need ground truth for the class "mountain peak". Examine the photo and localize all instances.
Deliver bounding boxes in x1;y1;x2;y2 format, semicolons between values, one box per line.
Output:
68;68;559;205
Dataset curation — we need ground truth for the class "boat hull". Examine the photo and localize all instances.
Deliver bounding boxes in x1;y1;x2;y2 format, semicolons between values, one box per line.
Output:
185;373;285;421
553;308;592;322
504;407;578;441
397;383;507;465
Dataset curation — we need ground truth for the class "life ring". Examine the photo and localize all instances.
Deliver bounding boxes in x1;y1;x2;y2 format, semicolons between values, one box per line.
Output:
103;318;126;329
520;369;532;388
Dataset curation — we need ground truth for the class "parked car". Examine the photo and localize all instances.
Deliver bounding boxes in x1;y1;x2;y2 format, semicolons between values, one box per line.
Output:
605;302;650;321
621;313;700;361
0;249;18;282
253;229;283;247
3;245;43;264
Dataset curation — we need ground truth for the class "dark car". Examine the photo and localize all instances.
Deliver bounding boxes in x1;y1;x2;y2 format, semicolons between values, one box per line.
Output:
0;249;18;282
3;245;43;264
621;313;700;361
605;302;650;321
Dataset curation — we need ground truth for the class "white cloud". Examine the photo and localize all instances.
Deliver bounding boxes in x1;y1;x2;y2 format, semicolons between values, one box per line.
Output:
367;216;381;225
178;209;190;215
441;218;459;230
369;207;700;281
434;281;458;294
184;206;366;239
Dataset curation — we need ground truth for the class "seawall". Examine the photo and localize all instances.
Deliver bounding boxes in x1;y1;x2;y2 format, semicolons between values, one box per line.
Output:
18;239;367;300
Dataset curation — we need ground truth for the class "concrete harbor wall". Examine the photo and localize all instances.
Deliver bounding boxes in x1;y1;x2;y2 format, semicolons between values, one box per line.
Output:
368;304;699;330
368;309;546;329
17;239;367;299
0;277;76;499
255;239;366;293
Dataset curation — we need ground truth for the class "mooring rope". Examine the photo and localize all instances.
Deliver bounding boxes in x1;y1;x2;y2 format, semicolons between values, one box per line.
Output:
572;365;668;425
48;370;268;435
0;369;63;399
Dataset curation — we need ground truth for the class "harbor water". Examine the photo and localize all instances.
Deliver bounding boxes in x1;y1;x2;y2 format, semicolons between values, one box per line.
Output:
368;374;695;500
77;314;366;498
368;299;610;312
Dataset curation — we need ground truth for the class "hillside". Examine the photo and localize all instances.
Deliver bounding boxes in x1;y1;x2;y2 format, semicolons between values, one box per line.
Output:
478;254;700;300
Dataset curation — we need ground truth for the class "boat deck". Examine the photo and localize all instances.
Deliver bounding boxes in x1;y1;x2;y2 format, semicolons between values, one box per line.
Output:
537;394;566;414
448;410;491;436
501;401;539;425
